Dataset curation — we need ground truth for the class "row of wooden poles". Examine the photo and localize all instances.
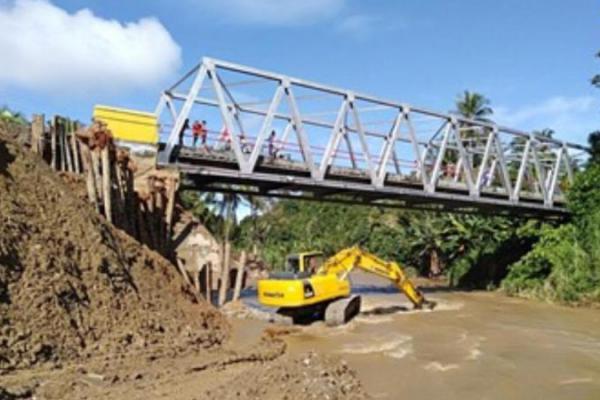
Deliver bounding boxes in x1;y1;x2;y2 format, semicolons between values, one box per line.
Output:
30;114;179;258
179;248;248;307
30;114;249;307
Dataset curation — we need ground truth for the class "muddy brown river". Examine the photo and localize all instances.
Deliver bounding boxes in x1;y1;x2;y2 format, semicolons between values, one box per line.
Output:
237;272;600;400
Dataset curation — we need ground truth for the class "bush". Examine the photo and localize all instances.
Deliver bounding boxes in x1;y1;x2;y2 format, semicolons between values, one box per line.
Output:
502;163;600;305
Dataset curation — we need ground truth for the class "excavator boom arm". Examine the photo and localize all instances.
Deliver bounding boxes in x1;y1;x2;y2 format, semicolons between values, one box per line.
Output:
317;246;432;309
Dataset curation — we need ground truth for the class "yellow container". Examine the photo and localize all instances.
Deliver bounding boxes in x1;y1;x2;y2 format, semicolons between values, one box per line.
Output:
93;105;158;144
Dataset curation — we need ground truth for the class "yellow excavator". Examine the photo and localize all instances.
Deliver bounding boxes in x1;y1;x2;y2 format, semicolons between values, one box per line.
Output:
257;246;435;326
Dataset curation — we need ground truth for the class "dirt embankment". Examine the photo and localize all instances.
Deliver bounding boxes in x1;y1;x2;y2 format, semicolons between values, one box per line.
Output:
0;129;371;400
0;130;229;372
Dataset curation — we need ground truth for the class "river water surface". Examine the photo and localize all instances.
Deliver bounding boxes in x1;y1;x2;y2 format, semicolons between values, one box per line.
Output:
273;273;600;400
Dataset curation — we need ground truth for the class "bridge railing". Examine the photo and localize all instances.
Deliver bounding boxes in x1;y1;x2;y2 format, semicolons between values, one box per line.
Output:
155;57;588;210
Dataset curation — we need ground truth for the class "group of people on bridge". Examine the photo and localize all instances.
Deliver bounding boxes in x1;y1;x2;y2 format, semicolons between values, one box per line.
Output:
178;118;281;158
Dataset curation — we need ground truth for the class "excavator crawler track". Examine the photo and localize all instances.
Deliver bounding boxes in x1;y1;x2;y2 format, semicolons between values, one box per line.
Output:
324;295;361;327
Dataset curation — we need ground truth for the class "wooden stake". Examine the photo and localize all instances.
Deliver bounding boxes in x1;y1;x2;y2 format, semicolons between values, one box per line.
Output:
31;114;44;154
114;162;129;233
64;119;74;173
164;176;177;257
82;145;99;211
176;258;193;287
91;150;102;201
156;188;166;254
233;251;247;302
136;196;150;246
126;168;138;238
59;119;67;172
70;121;81;174
101;146;112;223
145;193;158;249
205;262;213;305
50;116;58;170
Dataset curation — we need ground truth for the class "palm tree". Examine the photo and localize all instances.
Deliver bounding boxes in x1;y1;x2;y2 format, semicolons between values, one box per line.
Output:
455;91;493;122
448;91;494;172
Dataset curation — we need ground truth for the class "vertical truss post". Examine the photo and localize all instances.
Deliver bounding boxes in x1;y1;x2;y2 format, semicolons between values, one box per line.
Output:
154;92;167;117
318;99;349;180
513;139;531;202
453;158;463;182
208;61;247;171
451;118;476;195
165;98;178;123
246;84;284;173
348;93;377;184
493;129;512;198
475;128;495;195
529;136;548;205
428;121;451;192
343;134;357;169
284;79;316;177
488;159;498;187
159;63;206;164
547;147;563;206
375;110;403;187
405;108;428;188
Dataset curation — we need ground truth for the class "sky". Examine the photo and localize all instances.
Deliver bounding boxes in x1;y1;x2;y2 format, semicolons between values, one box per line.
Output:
0;0;598;145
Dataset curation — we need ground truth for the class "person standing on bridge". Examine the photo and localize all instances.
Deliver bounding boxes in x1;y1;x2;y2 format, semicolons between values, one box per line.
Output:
218;127;232;151
267;130;278;159
178;118;190;146
192;120;208;149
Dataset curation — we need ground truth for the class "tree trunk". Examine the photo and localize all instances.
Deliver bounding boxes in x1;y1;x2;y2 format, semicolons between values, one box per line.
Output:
429;248;442;277
233;251;246;301
218;208;232;307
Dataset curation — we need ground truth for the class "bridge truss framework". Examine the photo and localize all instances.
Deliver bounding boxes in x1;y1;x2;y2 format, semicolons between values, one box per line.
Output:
155;57;588;218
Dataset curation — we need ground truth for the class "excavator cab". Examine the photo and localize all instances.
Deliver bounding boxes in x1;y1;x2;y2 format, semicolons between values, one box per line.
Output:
285;252;324;274
270;252;324;280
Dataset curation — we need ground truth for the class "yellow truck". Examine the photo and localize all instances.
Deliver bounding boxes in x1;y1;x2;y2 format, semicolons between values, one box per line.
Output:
258;246;435;326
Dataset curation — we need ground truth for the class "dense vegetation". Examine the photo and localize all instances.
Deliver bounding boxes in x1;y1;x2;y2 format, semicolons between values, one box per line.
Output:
501;158;600;305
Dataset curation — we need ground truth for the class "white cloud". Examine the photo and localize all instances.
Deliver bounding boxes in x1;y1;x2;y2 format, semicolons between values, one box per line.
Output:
336;15;378;39
197;0;345;25
335;14;408;41
0;0;181;94
495;96;598;143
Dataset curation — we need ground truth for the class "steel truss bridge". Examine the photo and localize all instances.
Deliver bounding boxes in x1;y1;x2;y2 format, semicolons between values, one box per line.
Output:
155;57;588;218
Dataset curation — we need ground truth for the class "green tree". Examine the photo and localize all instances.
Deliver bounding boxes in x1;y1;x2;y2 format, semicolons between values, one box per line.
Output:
455;91;493;122
588;131;600;164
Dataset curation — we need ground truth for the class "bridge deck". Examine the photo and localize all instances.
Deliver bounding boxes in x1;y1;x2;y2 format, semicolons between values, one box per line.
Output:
173;146;567;218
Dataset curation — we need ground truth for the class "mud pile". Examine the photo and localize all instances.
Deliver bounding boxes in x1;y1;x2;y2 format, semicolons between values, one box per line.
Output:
205;352;370;400
0;131;229;372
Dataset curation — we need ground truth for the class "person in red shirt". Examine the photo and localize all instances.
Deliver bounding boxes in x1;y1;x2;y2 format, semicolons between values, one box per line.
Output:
192;120;207;148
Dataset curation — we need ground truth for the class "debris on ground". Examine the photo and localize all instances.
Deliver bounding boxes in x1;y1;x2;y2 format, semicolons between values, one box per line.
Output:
204;352;371;400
